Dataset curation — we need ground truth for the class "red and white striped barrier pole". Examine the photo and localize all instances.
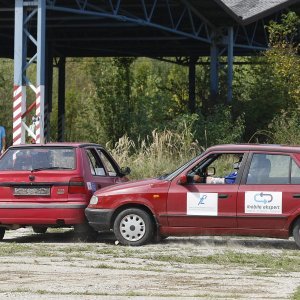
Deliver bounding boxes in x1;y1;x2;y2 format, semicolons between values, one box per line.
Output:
13;85;23;145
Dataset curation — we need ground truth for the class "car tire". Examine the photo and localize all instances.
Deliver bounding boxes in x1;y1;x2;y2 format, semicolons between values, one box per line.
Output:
114;208;154;246
32;226;48;234
0;227;5;240
293;219;300;248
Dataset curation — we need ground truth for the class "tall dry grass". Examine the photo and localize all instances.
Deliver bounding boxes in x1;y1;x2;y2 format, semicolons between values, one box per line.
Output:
107;127;203;179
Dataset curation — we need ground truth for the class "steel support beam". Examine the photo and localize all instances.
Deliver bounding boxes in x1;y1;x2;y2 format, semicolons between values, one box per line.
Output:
210;35;219;102
57;57;66;142
13;0;26;145
188;56;197;113
36;0;46;143
46;0;213;44
45;44;53;142
227;27;234;103
13;0;46;145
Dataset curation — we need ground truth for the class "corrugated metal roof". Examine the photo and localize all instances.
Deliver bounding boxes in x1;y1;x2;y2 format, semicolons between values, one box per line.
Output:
216;0;299;24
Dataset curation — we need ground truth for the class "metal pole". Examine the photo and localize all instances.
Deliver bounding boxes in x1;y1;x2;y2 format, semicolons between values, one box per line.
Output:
13;0;26;145
210;35;219;102
45;45;53;142
188;56;196;113
36;0;46;143
58;57;66;142
227;27;234;103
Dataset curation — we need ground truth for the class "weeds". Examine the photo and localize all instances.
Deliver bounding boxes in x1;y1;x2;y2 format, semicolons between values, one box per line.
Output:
108;128;202;179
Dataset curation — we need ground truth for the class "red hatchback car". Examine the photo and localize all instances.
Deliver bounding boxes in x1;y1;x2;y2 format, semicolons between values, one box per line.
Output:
86;144;300;247
0;143;130;239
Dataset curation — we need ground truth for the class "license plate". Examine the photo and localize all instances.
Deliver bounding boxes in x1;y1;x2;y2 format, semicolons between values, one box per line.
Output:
14;187;50;196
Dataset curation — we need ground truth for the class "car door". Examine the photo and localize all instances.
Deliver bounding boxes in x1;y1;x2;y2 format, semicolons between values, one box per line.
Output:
167;152;247;228
84;147;122;192
237;151;300;230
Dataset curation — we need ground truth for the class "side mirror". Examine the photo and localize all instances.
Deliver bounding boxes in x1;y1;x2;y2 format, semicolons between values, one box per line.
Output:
207;167;215;176
178;175;187;185
120;166;131;176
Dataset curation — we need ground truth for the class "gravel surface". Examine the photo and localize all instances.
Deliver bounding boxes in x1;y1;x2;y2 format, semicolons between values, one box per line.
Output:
0;228;299;299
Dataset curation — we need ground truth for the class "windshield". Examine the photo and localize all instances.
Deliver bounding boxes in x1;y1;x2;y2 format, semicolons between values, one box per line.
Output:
164;152;203;181
0;147;76;171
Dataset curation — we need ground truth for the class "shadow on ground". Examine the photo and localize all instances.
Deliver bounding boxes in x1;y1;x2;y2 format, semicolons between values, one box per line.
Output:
3;229;298;250
4;229;116;244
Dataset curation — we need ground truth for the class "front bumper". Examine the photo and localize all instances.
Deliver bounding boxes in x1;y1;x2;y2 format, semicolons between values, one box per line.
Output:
85;208;114;232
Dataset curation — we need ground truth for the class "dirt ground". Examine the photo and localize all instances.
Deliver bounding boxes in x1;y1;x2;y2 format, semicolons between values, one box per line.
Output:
0;228;299;300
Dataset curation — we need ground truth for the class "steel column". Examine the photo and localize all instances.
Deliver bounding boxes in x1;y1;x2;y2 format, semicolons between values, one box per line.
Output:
188;56;197;113
227;27;234;103
57;57;66;142
13;0;46;145
45;44;53;142
13;0;26;145
36;0;46;143
210;35;219;102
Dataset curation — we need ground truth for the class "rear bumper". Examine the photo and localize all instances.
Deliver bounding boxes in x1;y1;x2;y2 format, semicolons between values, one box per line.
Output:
85;208;114;232
0;202;87;225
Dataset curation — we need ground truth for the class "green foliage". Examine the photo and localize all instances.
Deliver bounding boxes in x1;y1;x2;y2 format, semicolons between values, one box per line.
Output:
168;105;245;148
108;126;202;179
235;12;300;142
268;110;300;145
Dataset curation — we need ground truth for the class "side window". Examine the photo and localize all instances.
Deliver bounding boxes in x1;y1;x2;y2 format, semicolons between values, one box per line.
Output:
86;149;105;176
291;159;300;184
97;149;117;177
246;154;290;184
187;153;244;184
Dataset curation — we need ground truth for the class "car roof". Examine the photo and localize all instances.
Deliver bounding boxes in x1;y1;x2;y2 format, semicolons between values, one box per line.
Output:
8;142;105;149
206;144;300;153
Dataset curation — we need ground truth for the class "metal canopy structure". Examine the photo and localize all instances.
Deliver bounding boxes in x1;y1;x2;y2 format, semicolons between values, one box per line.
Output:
0;0;299;144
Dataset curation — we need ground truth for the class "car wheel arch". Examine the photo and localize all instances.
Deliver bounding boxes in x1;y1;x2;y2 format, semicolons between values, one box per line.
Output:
110;203;158;231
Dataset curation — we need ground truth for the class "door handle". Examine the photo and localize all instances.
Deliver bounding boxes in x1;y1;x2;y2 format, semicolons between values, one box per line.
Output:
219;194;228;199
293;194;300;198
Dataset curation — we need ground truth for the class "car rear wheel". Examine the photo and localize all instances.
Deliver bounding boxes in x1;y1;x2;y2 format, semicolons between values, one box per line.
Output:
114;208;153;246
293;219;300;248
0;227;5;240
32;226;48;234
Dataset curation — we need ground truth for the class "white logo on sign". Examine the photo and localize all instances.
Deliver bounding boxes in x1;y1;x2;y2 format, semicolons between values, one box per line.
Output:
245;191;282;214
187;192;218;216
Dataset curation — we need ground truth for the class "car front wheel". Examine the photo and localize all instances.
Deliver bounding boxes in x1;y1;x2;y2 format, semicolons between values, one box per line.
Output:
113;208;154;246
293;219;300;248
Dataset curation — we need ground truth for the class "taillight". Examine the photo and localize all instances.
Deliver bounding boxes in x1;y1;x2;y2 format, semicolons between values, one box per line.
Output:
68;177;86;194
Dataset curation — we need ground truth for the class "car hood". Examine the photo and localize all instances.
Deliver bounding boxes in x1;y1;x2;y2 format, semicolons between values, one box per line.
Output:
94;177;169;196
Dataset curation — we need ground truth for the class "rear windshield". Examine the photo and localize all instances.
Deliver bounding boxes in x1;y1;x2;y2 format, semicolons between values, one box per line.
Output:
0;147;76;171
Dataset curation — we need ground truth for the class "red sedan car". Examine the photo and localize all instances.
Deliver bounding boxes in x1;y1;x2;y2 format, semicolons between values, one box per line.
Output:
86;144;300;247
0;143;130;239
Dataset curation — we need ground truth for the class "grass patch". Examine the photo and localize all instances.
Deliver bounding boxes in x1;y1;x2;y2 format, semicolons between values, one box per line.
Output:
292;286;300;300
143;251;300;273
0;243;31;256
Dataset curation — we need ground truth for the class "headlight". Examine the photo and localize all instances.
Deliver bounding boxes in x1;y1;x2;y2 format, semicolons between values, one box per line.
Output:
89;195;99;205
